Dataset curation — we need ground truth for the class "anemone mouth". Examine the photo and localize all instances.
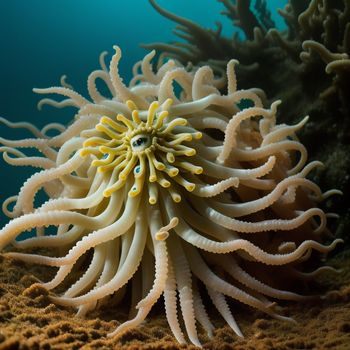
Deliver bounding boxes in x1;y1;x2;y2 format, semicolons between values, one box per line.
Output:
130;134;153;152
80;99;203;201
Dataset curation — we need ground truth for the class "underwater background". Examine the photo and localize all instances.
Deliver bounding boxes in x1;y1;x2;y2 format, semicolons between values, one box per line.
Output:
0;0;288;229
0;2;350;350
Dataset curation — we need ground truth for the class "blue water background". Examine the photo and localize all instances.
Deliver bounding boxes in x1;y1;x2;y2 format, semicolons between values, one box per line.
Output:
0;0;287;229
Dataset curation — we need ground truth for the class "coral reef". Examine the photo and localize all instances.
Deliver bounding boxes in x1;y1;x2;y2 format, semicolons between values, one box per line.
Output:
144;0;350;243
0;45;342;346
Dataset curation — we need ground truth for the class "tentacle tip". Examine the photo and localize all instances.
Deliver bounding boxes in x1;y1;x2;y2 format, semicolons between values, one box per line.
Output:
149;175;157;182
95;124;103;132
150;100;160;108
128;190;139;198
79;150;88;158
170;217;179;226
112;45;121;54
207;331;214;339
165;98;173;106
103;190;112;198
185;150;196;156
169;170;179;177
149;197;157;205
172;195;181;203
107;330;118;338
269;155;277;165
100;116;109;123
156;164;166;171
126;100;137;111
335;238;344;245
155;231;169;241
272;100;282;108
186;184;195;192
303;115;310;123
162;181;171;188
229;58;239;66
313;161;325;168
194;132;203;140
190;339;202;348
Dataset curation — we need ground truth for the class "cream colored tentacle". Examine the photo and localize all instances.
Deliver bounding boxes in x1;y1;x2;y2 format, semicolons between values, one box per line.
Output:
15;152;84;214
87;70;115;103
39;193;123;290
193;198;326;234
141;50;158;83
218;102;278;162
108;206;168;337
1;149;55;169
261;117;309;146
2;191;136;263
192;66;219;100
195;155;276;180
64;244;106;297
38;98;77;111
77;237;121;316
231;140;307;175
109;46;148;109
206;287;243;337
209;177;323;218
158;67;193;104
0;117;44;138
0;137;57;160
210;254;315;301
33;87;90;107
37;178;105;213
12;225;84;250
183;243;290;321
168;232;201;347
164;259;186;344
192;282;215;338
50;204;145;305
45;122;66;136
48;116;98;148
189;116;228;132
192;176;239;197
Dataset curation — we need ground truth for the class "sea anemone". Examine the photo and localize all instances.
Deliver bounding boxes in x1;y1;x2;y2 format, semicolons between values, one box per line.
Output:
0;46;342;347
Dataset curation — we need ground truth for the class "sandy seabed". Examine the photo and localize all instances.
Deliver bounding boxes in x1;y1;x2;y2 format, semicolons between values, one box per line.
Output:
0;249;349;350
